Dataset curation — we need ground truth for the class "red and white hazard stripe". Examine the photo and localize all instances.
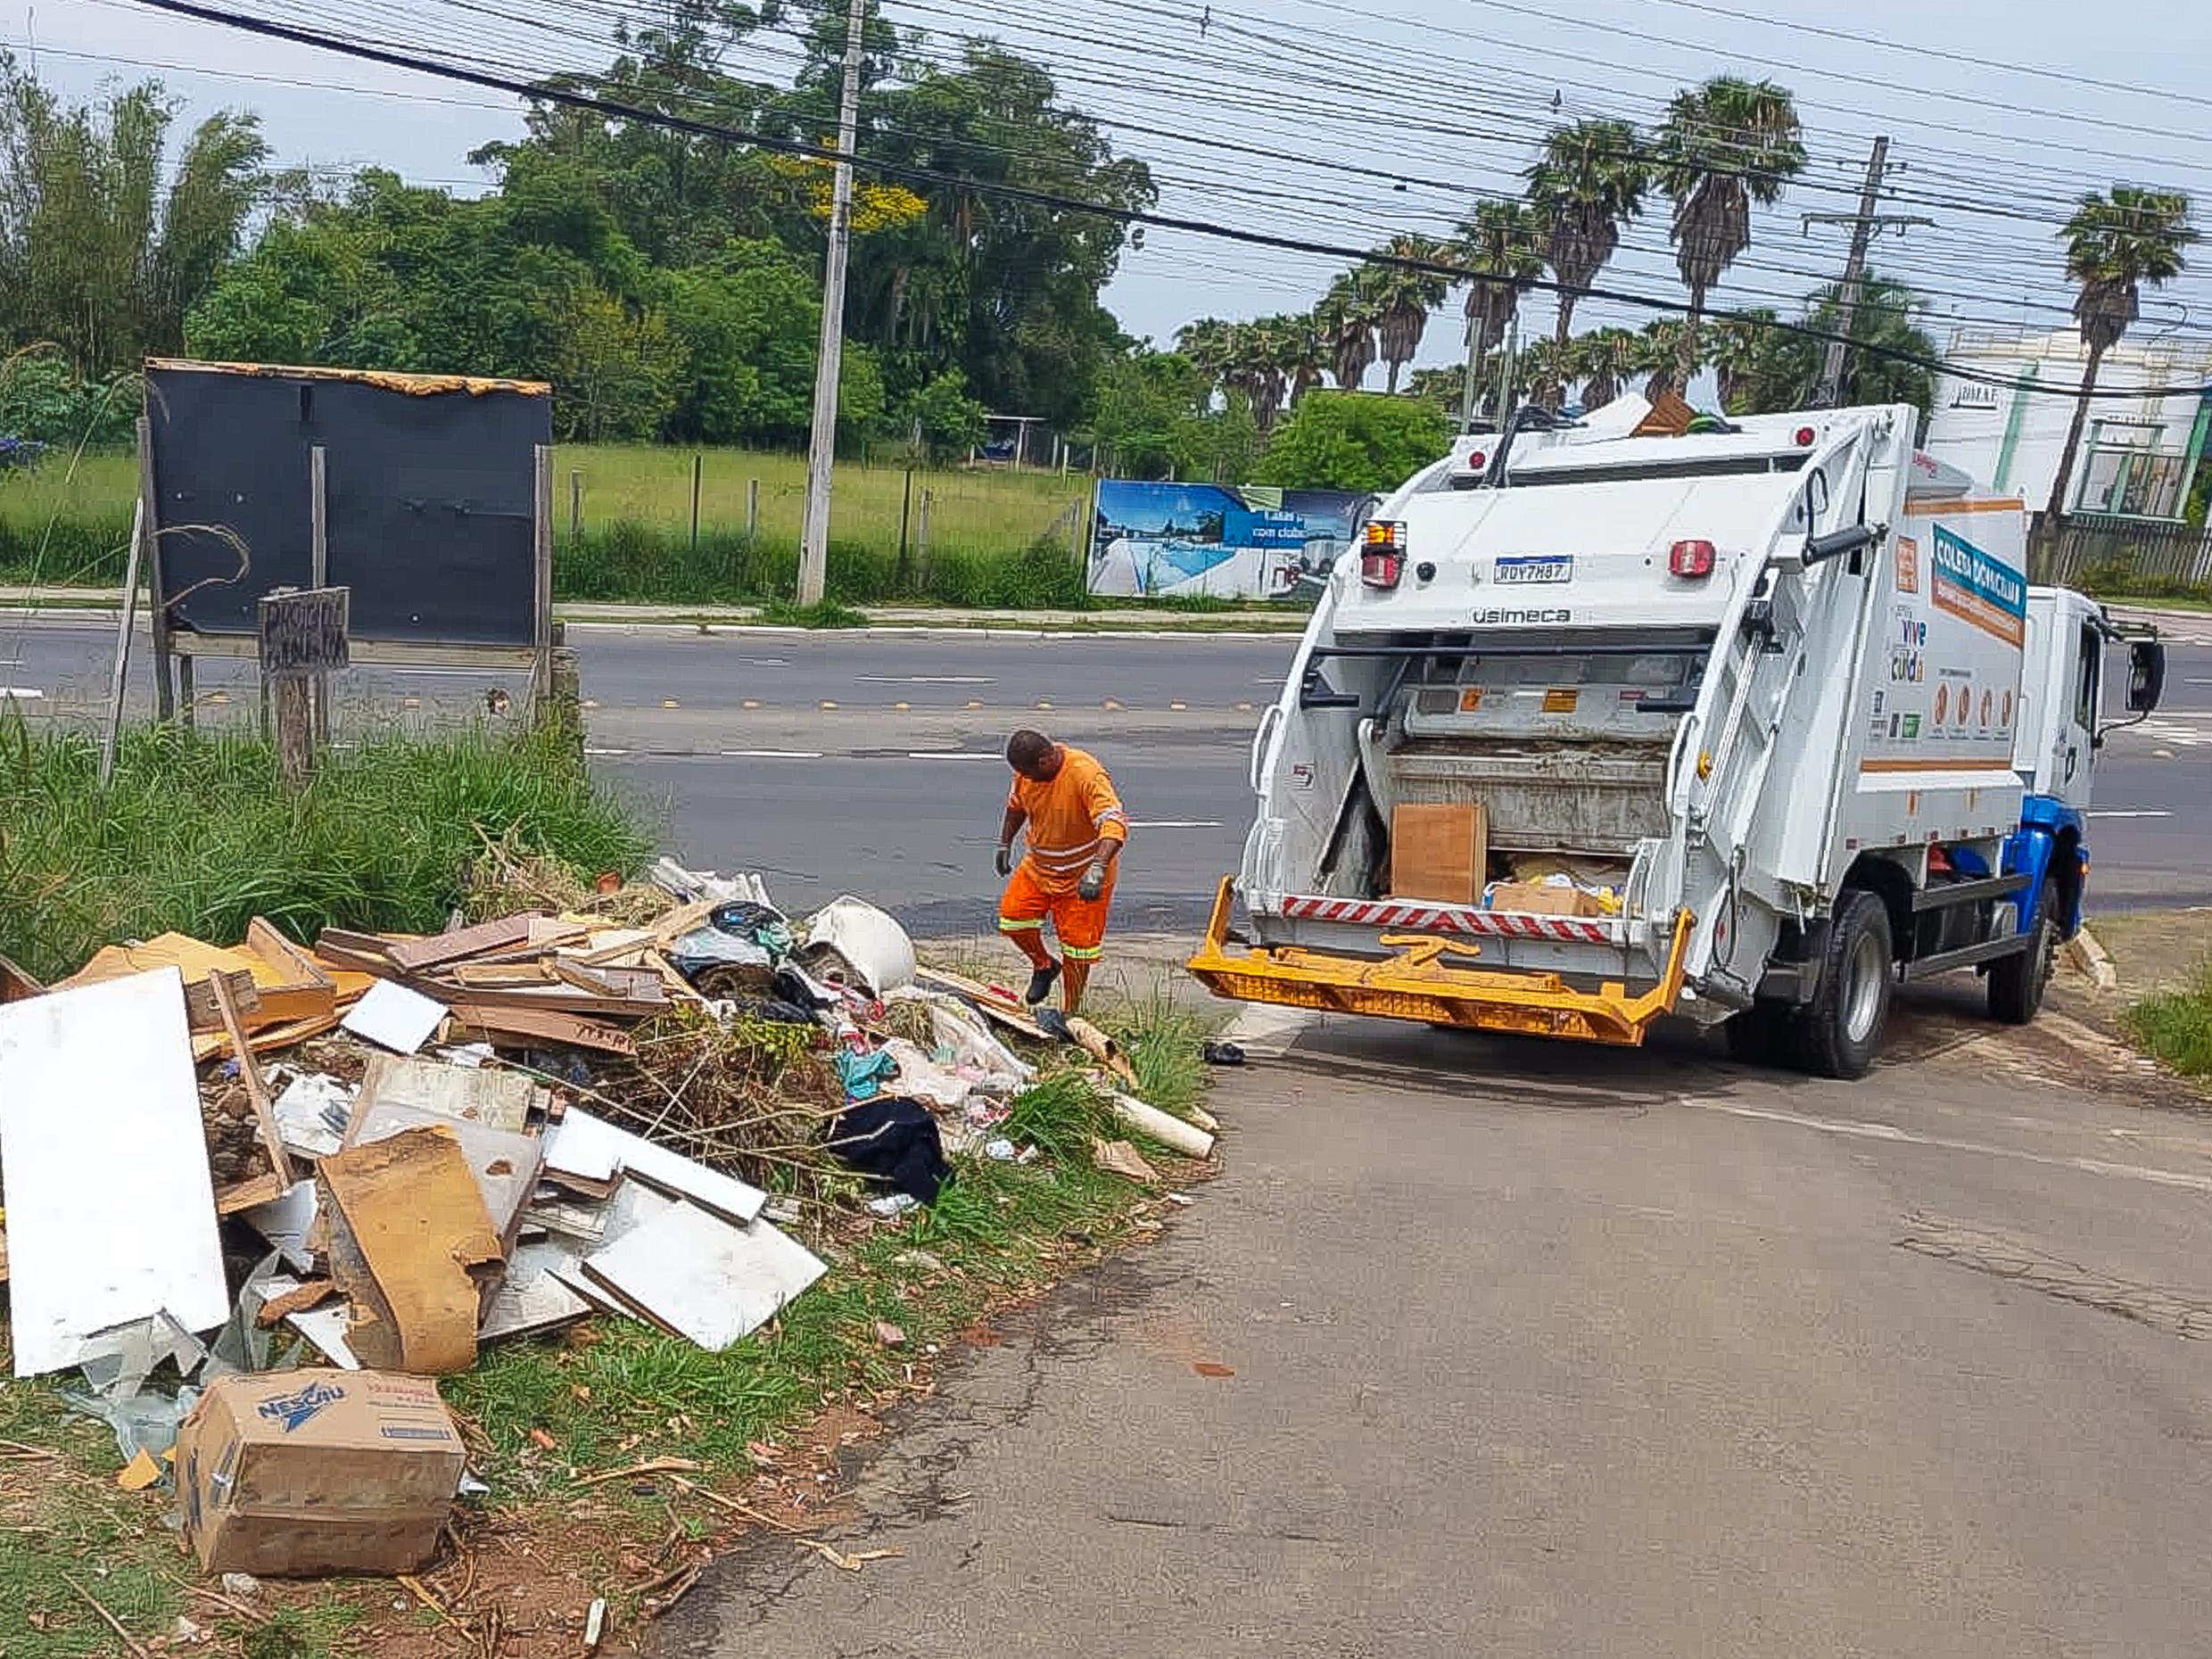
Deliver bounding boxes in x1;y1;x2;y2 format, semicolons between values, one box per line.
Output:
1276;894;1619;945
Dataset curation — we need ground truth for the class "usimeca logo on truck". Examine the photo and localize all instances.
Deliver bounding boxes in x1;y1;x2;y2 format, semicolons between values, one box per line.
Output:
1472;607;1572;625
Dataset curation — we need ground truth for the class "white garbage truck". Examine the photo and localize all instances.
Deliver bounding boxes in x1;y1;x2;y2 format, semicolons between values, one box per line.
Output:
1187;399;2167;1077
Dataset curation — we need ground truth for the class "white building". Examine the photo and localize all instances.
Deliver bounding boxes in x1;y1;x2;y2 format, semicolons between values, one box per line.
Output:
1924;326;2212;521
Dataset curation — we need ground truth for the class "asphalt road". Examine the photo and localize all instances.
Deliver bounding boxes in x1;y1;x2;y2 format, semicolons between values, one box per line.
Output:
659;998;2212;1659
4;615;2209;925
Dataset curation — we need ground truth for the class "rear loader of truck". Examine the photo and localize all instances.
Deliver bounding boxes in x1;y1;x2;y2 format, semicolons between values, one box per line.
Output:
1187;398;2167;1077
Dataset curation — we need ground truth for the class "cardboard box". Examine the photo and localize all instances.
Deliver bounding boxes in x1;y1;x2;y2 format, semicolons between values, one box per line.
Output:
1389;802;1489;905
176;1370;465;1576
1485;880;1606;918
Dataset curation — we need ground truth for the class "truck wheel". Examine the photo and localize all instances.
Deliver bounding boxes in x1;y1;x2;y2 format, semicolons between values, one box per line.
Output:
1988;878;2059;1026
1794;890;1892;1080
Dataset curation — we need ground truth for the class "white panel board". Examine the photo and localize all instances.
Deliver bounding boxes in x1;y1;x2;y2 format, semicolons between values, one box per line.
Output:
543;1108;766;1224
581;1202;825;1350
0;970;229;1376
340;979;448;1054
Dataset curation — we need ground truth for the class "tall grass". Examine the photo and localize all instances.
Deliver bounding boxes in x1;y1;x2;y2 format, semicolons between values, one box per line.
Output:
2122;957;2212;1077
0;719;652;981
0;443;1095;605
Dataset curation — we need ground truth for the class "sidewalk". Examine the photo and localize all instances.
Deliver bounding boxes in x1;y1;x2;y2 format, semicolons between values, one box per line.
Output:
0;585;1309;634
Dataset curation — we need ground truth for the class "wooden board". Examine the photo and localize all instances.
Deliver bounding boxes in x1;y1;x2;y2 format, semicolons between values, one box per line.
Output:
912;965;1051;1042
443;1004;637;1057
385;913;547;972
343;1092;546;1252
191;1007;343;1066
0;969;229;1376
62;932;334;1028
543;1107;766;1226
580;1201;825;1350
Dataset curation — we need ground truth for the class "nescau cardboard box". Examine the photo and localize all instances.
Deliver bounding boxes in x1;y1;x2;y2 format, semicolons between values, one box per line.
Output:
176;1369;466;1576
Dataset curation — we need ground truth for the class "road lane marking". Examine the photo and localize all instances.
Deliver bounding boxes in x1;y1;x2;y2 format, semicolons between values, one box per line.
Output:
2094;809;2175;818
904;751;999;761
722;748;825;759
858;674;995;684
1129;820;1225;829
0;687;45;699
1688;1097;2212;1194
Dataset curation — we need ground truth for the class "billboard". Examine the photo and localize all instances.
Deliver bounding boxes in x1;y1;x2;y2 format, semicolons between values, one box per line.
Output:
1087;481;1370;601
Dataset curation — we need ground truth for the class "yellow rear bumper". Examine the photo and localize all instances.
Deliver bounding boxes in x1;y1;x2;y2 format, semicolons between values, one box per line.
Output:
1184;879;1693;1047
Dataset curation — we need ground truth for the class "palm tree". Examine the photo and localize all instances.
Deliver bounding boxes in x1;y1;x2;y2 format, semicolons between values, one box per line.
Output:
1363;235;1452;393
1572;326;1640;409
1636;318;1698;403
1524;120;1651;352
1175;317;1236;398
1270;312;1328;409
1806;273;1937;410
1705;307;1779;413
1315;271;1381;391
1517;335;1571;411
1455;199;1548;364
1239;316;1294;433
1653;77;1805;388
2045;186;2198;522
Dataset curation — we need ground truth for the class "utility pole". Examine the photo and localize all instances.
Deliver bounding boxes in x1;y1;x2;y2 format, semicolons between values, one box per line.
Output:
1804;136;1931;409
796;0;866;606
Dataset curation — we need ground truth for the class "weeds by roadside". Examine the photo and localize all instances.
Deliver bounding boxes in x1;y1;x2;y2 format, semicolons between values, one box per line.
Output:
2121;956;2212;1077
0;722;650;982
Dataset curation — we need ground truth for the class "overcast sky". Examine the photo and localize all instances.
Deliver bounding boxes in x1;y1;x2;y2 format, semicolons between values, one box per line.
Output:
18;0;2212;376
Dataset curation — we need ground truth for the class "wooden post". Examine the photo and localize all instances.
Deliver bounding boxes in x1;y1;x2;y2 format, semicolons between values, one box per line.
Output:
896;466;914;591
534;447;555;711
689;452;703;554
746;477;759;542
918;488;933;588
541;619;582;763
139;416;174;723
309;444;330;746
257;587;348;790
177;656;195;731
569;469;582;541
210;973;299;1187
96;497;145;789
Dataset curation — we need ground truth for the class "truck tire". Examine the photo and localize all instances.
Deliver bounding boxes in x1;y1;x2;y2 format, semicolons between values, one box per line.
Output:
1794;890;1892;1080
1987;878;2059;1026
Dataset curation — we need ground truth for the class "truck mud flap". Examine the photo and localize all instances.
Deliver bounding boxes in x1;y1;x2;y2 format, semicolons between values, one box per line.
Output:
1184;879;1694;1047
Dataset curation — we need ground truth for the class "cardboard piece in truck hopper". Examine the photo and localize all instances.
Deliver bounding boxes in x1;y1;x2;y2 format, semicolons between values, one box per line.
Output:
316;1127;505;1375
1486;880;1605;918
1389;802;1489;906
175;1370;465;1576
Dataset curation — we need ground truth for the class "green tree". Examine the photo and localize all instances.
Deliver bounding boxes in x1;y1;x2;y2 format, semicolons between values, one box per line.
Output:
1707;307;1779;413
1516;335;1571;410
1636;318;1698;403
1254;391;1450;491
1086;345;1257;481
1365;235;1452;393
2046;185;2198;521
0;52;267;370
1706;276;1936;416
1571;326;1639;409
1525;120;1650;353
1654;77;1805;385
1454;199;1547;412
896;367;988;459
1315;272;1382;391
550;285;683;442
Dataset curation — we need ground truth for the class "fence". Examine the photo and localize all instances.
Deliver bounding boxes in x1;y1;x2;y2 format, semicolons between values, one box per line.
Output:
2031;513;2212;590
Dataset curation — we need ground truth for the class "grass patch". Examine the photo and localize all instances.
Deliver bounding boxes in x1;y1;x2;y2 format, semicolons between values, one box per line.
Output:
0;720;651;982
755;596;870;630
2120;956;2212;1077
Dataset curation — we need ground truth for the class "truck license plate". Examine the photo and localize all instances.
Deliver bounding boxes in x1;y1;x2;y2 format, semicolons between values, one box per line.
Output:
1496;556;1572;584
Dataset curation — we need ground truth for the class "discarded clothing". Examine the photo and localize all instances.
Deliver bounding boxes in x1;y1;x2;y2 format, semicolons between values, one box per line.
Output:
707;901;796;959
835;1046;900;1101
829;1096;949;1205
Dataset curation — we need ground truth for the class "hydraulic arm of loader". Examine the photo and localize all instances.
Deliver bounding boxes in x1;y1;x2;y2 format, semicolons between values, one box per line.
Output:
1185;879;1695;1047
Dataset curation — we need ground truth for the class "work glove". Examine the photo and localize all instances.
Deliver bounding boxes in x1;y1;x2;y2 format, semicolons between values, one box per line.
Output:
1077;862;1108;902
995;845;1014;879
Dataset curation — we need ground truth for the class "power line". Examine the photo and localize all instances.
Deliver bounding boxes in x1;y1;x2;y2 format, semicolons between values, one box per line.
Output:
113;0;2212;399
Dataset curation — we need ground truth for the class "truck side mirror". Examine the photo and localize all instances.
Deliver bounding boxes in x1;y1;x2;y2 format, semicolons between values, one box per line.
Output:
2126;639;2167;714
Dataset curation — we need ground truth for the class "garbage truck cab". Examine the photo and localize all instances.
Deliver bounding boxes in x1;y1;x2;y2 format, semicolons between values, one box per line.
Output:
1187;398;2167;1077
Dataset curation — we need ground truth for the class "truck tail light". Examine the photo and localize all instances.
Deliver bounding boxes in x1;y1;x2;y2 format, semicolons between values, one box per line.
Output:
1361;521;1406;590
1668;538;1716;579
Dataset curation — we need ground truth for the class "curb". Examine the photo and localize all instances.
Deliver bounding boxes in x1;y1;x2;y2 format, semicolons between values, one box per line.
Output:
2068;925;2118;992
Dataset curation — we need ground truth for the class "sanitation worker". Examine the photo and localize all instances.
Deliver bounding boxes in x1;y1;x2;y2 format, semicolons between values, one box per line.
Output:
994;729;1128;1014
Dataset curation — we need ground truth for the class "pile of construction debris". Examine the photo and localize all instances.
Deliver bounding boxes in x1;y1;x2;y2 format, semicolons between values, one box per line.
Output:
0;859;1214;1581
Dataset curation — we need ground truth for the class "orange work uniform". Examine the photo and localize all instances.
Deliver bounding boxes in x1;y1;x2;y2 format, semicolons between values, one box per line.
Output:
997;746;1129;961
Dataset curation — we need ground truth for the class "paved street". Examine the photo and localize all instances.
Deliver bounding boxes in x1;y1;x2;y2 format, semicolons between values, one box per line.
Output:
660;1000;2212;1659
4;613;2209;926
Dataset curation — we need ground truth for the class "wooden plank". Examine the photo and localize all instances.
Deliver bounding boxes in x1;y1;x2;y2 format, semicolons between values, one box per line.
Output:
443;1004;637;1057
0;950;45;1004
385;913;546;973
433;981;667;1019
0;969;229;1376
191;1007;343;1067
63;933;333;1028
245;917;340;999
208;974;299;1187
183;968;260;1034
912;965;1051;1042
